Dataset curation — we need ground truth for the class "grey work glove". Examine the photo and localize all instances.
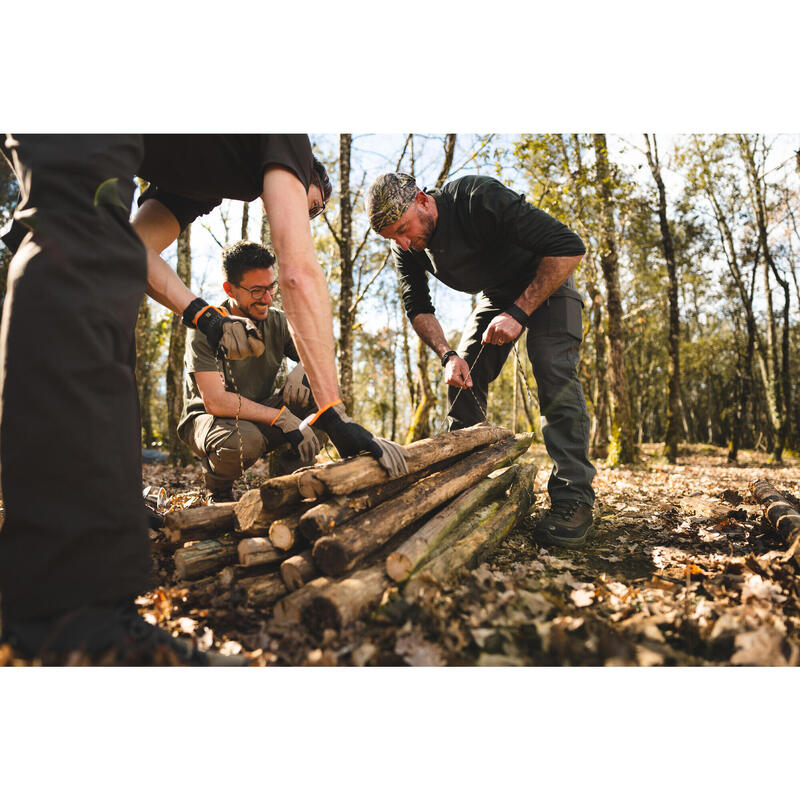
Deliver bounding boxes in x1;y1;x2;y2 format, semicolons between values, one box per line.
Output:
271;406;320;465
182;298;266;360
283;362;312;408
310;401;408;478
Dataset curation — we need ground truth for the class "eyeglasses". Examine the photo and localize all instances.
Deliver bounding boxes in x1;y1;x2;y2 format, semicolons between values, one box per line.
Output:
236;280;279;300
309;176;326;220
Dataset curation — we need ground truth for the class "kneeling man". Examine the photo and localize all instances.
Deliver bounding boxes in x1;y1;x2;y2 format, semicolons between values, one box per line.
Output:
179;240;319;502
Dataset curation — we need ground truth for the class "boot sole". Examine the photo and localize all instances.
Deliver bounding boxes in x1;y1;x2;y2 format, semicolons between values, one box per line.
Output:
534;523;594;550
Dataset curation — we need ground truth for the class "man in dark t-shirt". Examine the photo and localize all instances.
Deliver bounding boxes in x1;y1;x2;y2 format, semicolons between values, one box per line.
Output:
367;172;596;549
0;134;406;664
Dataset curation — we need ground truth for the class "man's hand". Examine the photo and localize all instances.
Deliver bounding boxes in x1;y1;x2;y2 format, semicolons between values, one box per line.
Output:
182;299;266;360
444;354;473;389
270;407;320;464
482;312;523;346
310;401;408;478
283;363;312;408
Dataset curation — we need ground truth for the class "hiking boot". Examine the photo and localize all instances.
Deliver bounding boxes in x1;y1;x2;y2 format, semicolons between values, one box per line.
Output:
206;486;235;504
1;602;249;666
533;501;594;549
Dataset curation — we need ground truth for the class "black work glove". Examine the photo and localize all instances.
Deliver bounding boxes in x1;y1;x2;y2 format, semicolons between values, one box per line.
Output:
271;407;320;465
310;401;408;478
182;298;265;360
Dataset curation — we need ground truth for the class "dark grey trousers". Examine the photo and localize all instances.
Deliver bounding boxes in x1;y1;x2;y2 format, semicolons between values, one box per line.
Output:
448;278;596;507
0;135;151;622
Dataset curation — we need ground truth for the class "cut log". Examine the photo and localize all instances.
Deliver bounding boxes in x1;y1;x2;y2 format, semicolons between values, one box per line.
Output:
235;488;303;535
270;576;335;626
237;536;288;568
268;511;305;551
164;503;237;544
312;433;533;577
174;538;237;580
404;464;537;599
297;462;447;542
301;563;388;635
260;474;303;510
385;463;525;582
280;550;318;591
238;573;288;607
297;424;514;500
750;480;800;562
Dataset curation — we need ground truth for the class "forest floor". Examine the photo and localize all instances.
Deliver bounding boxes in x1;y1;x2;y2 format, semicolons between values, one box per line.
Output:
3;443;799;667
131;442;800;667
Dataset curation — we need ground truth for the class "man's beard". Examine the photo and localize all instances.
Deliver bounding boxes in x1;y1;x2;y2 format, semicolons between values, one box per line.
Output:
410;208;435;251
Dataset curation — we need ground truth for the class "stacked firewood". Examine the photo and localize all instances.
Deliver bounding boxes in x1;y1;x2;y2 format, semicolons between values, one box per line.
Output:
162;424;538;634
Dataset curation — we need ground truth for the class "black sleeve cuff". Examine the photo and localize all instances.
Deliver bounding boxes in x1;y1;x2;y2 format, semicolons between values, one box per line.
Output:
505;303;530;326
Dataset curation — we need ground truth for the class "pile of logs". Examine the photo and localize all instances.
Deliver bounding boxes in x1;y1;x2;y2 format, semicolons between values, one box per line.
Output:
162;424;537;635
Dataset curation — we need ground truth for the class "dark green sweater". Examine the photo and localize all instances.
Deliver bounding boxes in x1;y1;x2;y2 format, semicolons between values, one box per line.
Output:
393;175;585;319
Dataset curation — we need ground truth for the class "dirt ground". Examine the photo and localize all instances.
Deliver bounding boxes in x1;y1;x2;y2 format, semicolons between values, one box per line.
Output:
3;442;798;667
126;442;800;667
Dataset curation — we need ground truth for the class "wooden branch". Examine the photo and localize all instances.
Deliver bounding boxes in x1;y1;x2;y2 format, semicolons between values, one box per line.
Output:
237;536;289;568
174;538;237;580
404;464;537;598
297;425;514;501
750;480;800;561
297;462;445;542
164;502;237;544
301;563;388;635
385;463;524;582
312;434;533;576
280;550;318;591
268;510;305;551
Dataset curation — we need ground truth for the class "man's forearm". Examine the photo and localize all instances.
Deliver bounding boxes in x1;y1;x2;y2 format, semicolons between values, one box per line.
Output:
205;390;281;425
513;256;582;315
411;313;453;358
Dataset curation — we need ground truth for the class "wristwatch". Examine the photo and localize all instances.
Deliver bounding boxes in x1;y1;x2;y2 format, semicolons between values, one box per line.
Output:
441;350;459;367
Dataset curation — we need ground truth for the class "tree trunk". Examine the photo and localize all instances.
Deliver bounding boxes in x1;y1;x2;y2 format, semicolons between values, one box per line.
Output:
385;462;524;582
241;201;249;240
593;133;636;464
312;434;533;576
337;133;355;410
166;224;192;465
644;135;681;464
134;299;156;447
297;425;514;500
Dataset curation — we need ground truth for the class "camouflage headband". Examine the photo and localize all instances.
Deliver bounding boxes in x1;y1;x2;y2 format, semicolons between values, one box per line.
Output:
366;173;419;232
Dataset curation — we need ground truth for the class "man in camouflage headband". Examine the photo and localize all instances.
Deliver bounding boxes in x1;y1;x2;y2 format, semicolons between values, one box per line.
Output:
367;172;596;549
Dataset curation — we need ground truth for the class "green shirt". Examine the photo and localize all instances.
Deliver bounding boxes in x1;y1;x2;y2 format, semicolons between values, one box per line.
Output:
177;299;299;437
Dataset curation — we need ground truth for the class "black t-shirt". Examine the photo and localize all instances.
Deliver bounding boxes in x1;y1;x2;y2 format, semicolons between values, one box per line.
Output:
393;175;586;319
136;134;315;230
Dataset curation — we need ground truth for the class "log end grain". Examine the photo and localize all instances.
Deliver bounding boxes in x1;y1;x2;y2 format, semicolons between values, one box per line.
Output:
280;552;317;591
297;471;328;501
312;536;351;577
301;597;341;636
385;552;413;583
269;520;296;551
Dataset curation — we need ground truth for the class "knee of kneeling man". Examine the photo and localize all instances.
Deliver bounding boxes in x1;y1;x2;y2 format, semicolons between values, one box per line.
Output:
210;426;264;469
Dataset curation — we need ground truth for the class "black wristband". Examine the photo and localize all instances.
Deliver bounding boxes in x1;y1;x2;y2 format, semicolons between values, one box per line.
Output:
181;297;208;328
505;304;530;326
441;350;459;368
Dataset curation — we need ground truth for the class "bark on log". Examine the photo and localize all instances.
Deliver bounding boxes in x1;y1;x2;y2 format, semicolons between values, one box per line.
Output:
260;474;304;510
164;503;237;544
385;462;525;582
297;425;514;500
297;462;446;542
268;511;305;551
174;538;237;580
280;550;318;591
301;563;388;635
750;480;800;559
237;536;289;568
312;434;533;577
404;464;537;599
271;576;335;626
238;573;288;607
